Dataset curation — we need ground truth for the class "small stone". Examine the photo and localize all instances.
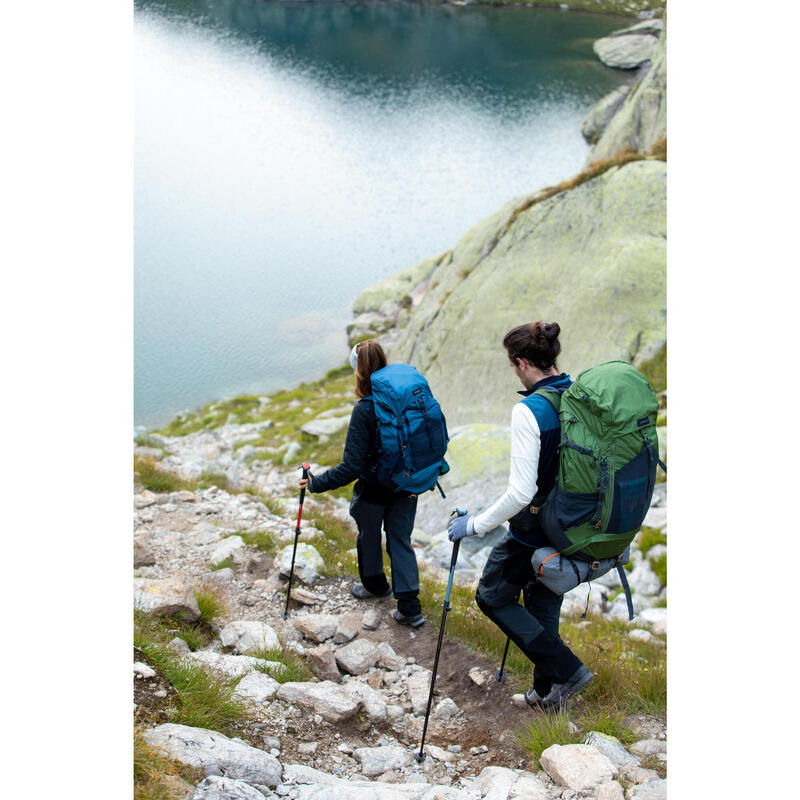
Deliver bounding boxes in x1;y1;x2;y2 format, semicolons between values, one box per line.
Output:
375;641;406;671
469;745;489;755
262;736;280;751
335;639;380;675
511;693;528;709
153;689;167;698
134;662;157;679
625;778;667;799
134;537;156;568
353;745;411;777
333;613;361;644
446;745;461;754
367;670;384;689
298;742;319;755
232;671;280;704
307;645;342;683
468;668;488;687
630;739;666;758
362;608;382;630
293;614;338;644
432;697;459;721
167;637;190;655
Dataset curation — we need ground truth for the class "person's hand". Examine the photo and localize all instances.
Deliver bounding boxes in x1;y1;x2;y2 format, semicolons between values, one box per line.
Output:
299;474;313;491
448;513;475;542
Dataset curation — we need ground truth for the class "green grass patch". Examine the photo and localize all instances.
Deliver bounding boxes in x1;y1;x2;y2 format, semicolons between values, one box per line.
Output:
637;526;666;557
194;589;224;625
134;614;250;734
516;709;581;768
210;556;235;572
197;471;234;492
240;528;277;554
575;707;635;745
252;645;313;684
134;457;195;494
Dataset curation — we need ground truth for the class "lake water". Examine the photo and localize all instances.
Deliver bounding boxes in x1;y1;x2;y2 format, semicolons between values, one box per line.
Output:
134;0;627;428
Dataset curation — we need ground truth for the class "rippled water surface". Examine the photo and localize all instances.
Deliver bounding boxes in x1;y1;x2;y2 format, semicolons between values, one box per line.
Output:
135;0;627;427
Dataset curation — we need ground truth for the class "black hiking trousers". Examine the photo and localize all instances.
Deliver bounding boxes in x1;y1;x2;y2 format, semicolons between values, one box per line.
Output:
476;532;584;693
349;480;421;617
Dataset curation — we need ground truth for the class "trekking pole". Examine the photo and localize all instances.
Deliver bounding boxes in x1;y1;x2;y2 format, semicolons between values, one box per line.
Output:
415;507;467;763
283;462;310;620
494;637;511;682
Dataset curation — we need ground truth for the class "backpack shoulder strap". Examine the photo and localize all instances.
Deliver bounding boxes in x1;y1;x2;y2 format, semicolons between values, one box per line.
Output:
532;387;562;413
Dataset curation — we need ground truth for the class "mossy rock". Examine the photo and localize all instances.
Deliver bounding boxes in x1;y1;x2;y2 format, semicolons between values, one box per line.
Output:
389;159;666;427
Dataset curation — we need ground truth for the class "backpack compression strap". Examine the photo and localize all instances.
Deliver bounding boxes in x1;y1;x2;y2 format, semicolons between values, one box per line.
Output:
616;563;635;621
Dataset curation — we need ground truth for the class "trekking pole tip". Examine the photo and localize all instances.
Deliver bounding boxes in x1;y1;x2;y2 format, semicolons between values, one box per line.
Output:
493;669;506;682
414;751;426;763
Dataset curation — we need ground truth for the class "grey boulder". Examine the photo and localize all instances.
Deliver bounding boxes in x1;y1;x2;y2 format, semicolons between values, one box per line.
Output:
593;34;658;69
220;621;280;655
352;745;411;777
334;639;380;675
276;681;362;723
134;577;200;622
540;744;618;791
143;723;282;787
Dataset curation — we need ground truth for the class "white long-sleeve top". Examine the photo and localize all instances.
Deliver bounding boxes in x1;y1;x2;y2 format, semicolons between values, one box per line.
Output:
472;402;541;535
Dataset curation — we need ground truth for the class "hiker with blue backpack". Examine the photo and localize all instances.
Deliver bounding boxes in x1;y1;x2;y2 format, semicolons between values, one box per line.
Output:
299;339;450;629
447;321;663;712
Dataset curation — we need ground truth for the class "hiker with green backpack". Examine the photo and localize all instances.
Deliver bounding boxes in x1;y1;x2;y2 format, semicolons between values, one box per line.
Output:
448;321;662;711
300;339;450;629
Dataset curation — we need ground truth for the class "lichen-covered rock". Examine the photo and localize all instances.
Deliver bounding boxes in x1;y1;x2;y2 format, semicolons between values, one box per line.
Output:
277;543;325;585
386;160;666;429
352;253;442;314
134;536;156;568
143;723;282;787
584;732;639;768
343;680;387;724
134;577;200;621
408;669;433;716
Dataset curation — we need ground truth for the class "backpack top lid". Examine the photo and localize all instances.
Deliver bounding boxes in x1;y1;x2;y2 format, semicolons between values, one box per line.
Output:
369;364;431;410
567;360;659;435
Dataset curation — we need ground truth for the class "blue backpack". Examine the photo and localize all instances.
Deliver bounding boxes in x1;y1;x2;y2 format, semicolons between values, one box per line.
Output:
368;364;450;496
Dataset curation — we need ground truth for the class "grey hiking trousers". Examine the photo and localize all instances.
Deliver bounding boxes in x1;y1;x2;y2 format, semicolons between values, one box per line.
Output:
349;481;421;617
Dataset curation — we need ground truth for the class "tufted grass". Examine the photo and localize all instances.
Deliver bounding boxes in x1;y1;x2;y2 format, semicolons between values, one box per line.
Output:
516;710;581;768
134;613;250;735
637;526;666;557
209;556;235;572
252;645;313;684
134;457;195;493
134;727;202;800
194;589;224;625
305;508;359;577
240;528;277;554
650;552;667;587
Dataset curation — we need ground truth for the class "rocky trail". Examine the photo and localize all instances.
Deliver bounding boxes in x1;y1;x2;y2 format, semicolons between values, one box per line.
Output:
134;416;667;800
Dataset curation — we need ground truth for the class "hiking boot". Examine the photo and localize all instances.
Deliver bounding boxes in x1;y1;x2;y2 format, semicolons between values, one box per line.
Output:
524;688;545;710
541;665;594;711
351;582;392;600
392;609;425;628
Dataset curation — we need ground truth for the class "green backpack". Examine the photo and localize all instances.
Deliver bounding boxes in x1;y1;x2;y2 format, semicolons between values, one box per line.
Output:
536;361;665;616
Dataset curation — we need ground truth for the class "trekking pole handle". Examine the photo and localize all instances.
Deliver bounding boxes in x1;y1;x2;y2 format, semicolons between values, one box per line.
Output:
449;507;467;567
296;463;310;532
